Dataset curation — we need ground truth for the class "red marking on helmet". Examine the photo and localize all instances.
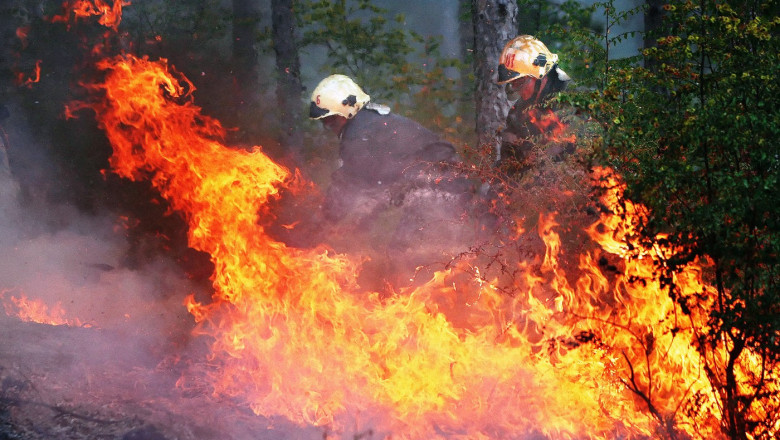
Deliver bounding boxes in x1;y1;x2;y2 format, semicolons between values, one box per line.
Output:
316;95;321;105
503;53;516;69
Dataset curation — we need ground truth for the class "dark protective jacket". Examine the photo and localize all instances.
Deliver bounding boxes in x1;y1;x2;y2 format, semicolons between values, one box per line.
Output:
322;108;490;288
336;108;462;188
324;108;473;222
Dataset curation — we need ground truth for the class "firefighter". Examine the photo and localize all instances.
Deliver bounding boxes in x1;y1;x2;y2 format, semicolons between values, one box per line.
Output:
497;35;573;171
309;74;485;289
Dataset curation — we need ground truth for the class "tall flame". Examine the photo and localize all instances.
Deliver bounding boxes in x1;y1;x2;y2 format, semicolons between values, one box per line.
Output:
79;52;737;438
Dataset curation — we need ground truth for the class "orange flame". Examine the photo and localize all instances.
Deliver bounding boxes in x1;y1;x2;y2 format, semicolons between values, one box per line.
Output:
2;290;83;327
54;5;773;435
77;51;746;438
527;107;577;144
50;0;129;31
15;59;41;88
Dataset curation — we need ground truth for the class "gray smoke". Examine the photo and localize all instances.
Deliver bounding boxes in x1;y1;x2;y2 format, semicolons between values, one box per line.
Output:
0;105;197;336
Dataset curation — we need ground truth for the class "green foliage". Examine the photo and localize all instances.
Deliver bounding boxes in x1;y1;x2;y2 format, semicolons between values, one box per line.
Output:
516;0;604;88
515;0;646;91
298;0;421;100
576;1;780;438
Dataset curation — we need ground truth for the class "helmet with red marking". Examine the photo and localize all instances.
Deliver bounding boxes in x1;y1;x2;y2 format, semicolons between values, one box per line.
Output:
309;74;371;119
497;35;559;84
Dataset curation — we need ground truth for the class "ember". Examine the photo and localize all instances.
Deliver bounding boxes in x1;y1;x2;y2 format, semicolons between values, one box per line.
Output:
15;59;41;89
15;26;30;49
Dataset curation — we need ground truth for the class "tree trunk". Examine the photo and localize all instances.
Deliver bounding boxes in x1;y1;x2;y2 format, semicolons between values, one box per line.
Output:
643;0;664;71
0;0;15;176
271;0;304;161
471;0;517;162
0;3;14;97
457;0;475;140
231;0;261;137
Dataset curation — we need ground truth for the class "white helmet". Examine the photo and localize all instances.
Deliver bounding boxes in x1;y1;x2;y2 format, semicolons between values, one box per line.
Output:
309;74;371;119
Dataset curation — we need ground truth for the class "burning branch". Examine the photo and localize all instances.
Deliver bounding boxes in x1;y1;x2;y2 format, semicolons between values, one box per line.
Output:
50;0;130;31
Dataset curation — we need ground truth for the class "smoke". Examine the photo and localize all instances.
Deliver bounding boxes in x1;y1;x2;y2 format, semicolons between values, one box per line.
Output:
0;102;199;346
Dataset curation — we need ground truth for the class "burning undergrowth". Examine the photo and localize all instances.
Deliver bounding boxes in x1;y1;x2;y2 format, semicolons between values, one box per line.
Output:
0;61;711;439
46;52;716;439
